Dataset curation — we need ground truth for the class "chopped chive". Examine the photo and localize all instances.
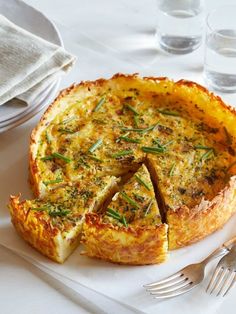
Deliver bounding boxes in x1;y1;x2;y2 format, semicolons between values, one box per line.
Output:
111;150;133;158
93;97;106;112
223;127;232;145
61;116;76;124
163;140;174;147
106;208;128;227
43;179;63;186
88;155;103;162
52;152;72;163
169;163;176;176
134;175;151;191
120;215;128;227
134;115;139;127
118;136;141;143
31;206;48;211
157;109;179;116
88;138;103;153
58;128;76;134
121;123;158;134
141;146;166;154
49;209;70;217
41;155;54;161
125;104;139;115
227;161;236;172
107;207;120;217
120;191;140;209
194;145;212;150
144;199;153;217
200;149;214;162
77;157;90;168
116;132;129;143
45;131;51;144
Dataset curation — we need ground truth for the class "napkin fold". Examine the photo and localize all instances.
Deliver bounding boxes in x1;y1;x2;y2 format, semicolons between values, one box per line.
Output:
0;14;76;106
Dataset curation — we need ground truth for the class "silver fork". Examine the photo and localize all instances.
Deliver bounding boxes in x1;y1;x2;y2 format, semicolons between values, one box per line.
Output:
144;236;236;299
206;244;236;296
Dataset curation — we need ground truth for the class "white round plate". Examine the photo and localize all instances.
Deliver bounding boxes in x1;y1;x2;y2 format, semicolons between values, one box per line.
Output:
0;0;63;132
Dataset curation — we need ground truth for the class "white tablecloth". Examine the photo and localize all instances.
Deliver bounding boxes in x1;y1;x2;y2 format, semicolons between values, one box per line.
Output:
1;0;236;313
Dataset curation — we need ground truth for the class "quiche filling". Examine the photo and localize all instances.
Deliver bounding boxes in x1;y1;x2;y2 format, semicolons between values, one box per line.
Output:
9;74;236;264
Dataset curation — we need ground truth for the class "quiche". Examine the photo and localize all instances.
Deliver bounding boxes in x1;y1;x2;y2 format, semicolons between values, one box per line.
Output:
9;74;236;264
81;164;168;265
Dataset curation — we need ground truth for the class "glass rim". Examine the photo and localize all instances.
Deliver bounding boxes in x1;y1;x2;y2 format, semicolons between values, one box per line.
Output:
207;4;236;39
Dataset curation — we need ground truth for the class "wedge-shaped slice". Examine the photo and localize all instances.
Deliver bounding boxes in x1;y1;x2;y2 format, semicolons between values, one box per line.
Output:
9;176;118;263
81;164;168;265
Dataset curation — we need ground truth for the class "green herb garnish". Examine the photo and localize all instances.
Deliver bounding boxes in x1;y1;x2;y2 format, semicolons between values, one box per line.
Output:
194;145;213;150
111;150;133;158
45;131;51;144
141;146;166;154
120;191;140;209
157;109;179;116
61;116;76;124
48;209;71;217
169;163;176;176
43;179;63;186
88;155;103;162
134;175;151;191
134;115;139;127
88;138;103;153
200;149;214;162
106;208;128;227
118;136;141;143
52;152;72;163
77;157;90;168
125;104;139;115
31;206;48;212
121;123;158;134
58;128;76;134
41;155;54;161
144;199;153;217
93;97;106;112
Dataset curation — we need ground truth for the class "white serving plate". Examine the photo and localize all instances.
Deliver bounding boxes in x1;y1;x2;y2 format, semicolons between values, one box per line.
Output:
0;0;63;132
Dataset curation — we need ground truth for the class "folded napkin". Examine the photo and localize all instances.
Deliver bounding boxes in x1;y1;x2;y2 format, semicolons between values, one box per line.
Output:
0;14;76;106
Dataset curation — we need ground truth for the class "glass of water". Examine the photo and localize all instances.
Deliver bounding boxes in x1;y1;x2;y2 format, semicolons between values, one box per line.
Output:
204;5;236;93
156;0;205;54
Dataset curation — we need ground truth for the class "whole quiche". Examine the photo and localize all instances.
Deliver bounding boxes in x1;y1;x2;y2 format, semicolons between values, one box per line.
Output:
9;74;236;264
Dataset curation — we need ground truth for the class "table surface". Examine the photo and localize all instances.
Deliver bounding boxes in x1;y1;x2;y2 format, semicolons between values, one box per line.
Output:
1;0;236;313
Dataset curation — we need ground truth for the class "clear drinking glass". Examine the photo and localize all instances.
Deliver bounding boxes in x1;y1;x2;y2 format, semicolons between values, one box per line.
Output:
156;0;205;54
204;5;236;93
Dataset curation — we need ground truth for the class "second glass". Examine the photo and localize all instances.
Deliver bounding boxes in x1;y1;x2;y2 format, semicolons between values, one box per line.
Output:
156;0;205;54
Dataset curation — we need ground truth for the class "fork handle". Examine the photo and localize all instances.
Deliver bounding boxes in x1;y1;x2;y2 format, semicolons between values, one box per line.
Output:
202;235;236;265
223;235;236;250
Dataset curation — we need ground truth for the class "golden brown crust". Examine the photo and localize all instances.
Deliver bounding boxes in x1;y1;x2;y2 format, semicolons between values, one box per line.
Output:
81;213;168;265
168;176;236;249
9;195;82;263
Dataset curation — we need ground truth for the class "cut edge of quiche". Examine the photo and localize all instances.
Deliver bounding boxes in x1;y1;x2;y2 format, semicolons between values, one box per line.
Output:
9;175;118;263
81;164;168;265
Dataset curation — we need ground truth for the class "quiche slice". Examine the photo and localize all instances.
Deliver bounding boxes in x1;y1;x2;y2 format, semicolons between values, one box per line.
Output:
81;164;168;265
9;175;118;263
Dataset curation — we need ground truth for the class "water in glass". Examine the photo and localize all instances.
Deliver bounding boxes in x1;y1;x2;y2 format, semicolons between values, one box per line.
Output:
156;1;204;54
204;29;236;93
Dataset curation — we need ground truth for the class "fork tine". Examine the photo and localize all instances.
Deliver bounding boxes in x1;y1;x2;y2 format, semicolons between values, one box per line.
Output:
153;282;194;299
206;265;222;293
144;272;182;287
209;268;228;295
216;270;231;296
223;272;236;297
150;279;190;295
146;277;188;291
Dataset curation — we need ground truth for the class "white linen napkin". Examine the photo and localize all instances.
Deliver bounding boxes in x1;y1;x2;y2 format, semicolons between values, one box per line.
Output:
0;14;76;106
